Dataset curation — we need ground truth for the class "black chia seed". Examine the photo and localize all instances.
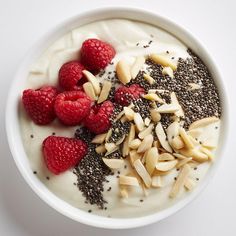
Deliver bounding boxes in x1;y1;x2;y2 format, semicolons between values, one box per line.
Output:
33;171;37;175
30;134;34;138
46;176;50;180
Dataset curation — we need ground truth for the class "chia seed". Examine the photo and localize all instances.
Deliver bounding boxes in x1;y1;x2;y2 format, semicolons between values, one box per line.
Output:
30;134;34;138
46;176;50;180
33;171;37;175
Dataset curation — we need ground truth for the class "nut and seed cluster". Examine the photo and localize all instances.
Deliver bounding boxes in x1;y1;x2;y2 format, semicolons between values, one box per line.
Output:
73;49;221;208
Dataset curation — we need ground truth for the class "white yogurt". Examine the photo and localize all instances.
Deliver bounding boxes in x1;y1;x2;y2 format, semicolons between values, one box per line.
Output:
19;19;220;218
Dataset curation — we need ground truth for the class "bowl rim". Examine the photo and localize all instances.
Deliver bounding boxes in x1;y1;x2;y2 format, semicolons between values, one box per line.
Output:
5;6;229;229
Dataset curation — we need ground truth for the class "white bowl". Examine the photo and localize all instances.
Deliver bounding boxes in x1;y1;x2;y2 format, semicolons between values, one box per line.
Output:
5;7;229;229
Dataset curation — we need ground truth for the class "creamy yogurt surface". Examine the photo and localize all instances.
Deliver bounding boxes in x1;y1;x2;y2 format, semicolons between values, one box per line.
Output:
19;19;221;218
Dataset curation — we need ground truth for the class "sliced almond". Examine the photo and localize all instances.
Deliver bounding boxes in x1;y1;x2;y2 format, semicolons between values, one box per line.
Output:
149;54;177;71
153;140;161;149
153;169;171;176
150;109;161;123
144;117;151;126
134;113;145;132
184;178;196;191
131;56;145;79
142;93;161;102
179;128;194;149
138;123;154;139
170;92;185;119
83;82;97;100
120;116;128;123
115;135;126;146
166;121;180;147
158;153;175;161
95;145;106;154
97;80;112;104
116;60;131;84
145;147;159;175
176;157;192;168
129;139;142;149
119;175;139;186
82;70;101;95
92;133;107;144
105;128;112;142
152;176;162;188
133;159;152;188
105;142;117;152
200;147;214;161
156;160;178;171
143;73;155;85
137;134;153;153
120;186;129;198
173;153;188;160
171;136;185;150
102;158;124;169
129;150;142;166
155;123;173;153
189;117;220;130
169;164;191;198
122;136;129;157
162;66;174;78
188;83;201;91
180;148;208;163
124;107;135;121
156;104;179;113
128;124;135;144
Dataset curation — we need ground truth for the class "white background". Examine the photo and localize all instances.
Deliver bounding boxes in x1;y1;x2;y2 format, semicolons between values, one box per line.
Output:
0;0;235;235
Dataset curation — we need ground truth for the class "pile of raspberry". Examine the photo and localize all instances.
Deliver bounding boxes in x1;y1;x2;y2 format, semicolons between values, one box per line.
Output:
22;38;145;179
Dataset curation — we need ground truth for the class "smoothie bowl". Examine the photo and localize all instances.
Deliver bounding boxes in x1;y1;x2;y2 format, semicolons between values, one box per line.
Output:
6;7;228;229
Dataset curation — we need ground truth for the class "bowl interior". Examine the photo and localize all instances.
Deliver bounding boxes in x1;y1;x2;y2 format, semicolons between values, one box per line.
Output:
6;7;228;229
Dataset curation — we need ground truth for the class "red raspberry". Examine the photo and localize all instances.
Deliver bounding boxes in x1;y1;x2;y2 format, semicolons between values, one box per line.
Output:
81;39;116;71
43;136;87;175
84;101;114;134
114;84;145;106
22;86;58;125
54;91;92;126
59;61;85;91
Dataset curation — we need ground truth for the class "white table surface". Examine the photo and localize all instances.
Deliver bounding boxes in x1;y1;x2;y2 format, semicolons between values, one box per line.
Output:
0;0;235;235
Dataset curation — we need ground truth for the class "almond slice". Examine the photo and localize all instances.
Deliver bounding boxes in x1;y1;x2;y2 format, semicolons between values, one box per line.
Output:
145;147;159;175
155;123;173;153
137;134;153;153
105;128;112;142
172;136;185;149
158;153;175;161
156;160;178;171
124;107;135;121
169;164;191;198
162;66;174;78
152;176;162;188
105;142;117;152
143;73;155;85
83;82;97;100
149;54;177;70
167;121;180;147
153;169;171;176
179;128;194;149
92;133;107;144
122;124;135;157
138;123;154;139
143;93;164;102
95;145;106;154
97;80;112;104
133;159;152;188
184;178;196;191
170;92;185;119
189;117;220;130
200;147;214;161
173;153;188;159
134;113;145;131
176;157;192;168
188;83;201;91
102;158;124;169
150;109;161;123
180;148;208;163
82;70;101;95
119;175;139;186
144;117;151;126
156;104;179;113
120;186;129;198
116;60;131;84
129;139;142;149
129;150;142;166
115;135;126;146
131;56;145;79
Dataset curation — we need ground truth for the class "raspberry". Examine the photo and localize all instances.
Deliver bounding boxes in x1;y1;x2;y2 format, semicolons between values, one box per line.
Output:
22;86;58;125
84;100;114;134
81;39;116;71
114;84;145;106
54;91;91;126
59;61;85;91
43;136;87;175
